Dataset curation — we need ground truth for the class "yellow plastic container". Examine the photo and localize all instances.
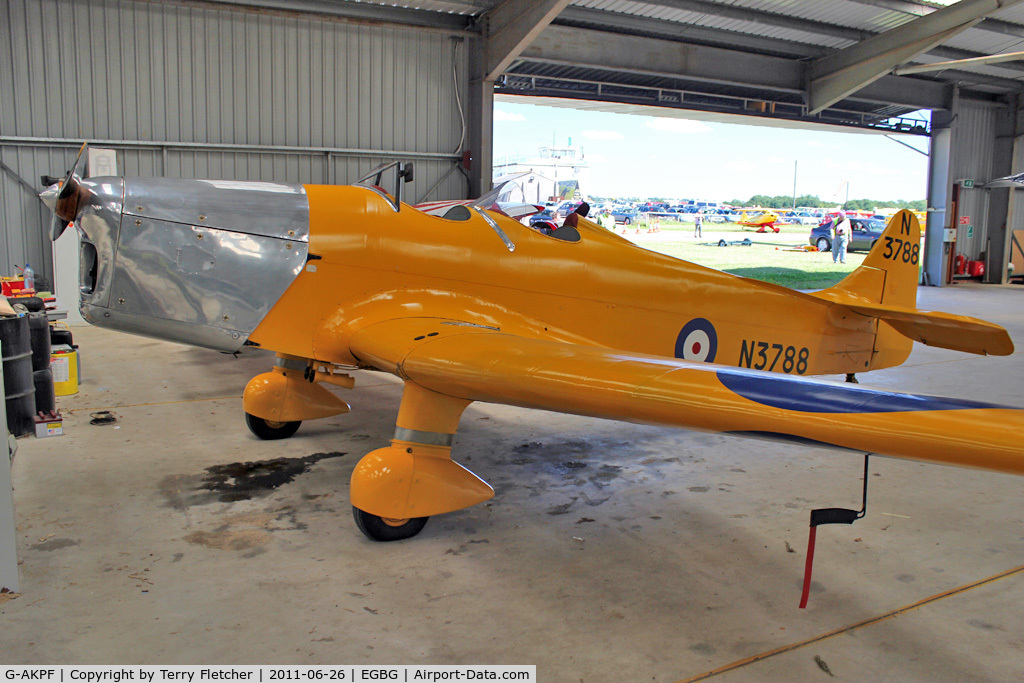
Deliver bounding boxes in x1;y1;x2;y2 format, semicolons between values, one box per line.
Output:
51;344;79;396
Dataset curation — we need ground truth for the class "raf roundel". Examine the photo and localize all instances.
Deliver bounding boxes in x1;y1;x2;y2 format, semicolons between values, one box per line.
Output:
675;318;718;363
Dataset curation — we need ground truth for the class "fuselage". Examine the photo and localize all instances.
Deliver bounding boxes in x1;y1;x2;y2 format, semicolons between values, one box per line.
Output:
54;178;890;377
249;185;878;376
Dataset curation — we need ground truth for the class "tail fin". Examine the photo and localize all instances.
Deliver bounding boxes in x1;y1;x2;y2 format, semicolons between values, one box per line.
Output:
814;210;1013;361
821;210;921;309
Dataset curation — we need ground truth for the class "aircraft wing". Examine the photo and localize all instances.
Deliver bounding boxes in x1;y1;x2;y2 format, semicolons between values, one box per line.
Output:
350;317;1024;476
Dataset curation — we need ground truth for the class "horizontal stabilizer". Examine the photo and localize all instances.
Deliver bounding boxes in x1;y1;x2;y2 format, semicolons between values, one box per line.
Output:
841;301;1014;356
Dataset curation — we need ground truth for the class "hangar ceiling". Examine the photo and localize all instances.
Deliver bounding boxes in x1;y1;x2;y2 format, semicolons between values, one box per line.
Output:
208;0;1024;135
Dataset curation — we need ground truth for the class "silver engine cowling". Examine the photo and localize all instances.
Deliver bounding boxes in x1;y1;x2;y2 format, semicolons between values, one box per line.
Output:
41;176;310;352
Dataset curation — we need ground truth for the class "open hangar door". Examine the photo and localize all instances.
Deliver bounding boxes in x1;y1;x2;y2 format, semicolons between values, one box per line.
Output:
483;0;1024;288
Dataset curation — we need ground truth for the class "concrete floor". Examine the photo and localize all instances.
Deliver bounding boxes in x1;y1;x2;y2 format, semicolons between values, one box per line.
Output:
2;284;1023;681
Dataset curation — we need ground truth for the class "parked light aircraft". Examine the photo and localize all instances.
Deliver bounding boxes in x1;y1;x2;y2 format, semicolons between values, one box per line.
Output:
738;209;780;232
41;145;1022;545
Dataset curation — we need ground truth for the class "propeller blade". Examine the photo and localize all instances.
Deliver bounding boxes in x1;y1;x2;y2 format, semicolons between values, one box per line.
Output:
48;142;91;237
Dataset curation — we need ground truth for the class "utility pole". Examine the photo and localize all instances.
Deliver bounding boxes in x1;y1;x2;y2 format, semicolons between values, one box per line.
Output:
792;161;797;209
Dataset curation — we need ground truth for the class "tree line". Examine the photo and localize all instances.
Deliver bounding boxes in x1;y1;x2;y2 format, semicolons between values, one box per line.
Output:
727;194;926;211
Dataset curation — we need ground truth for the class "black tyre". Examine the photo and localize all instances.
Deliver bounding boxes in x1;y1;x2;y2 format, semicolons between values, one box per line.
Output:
816;237;831;252
869;239;878;251
245;412;301;440
623;217;631;225
19;297;45;312
352;507;429;542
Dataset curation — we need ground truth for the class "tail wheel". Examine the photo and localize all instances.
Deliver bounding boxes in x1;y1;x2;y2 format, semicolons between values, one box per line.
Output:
245;412;301;440
352;507;429;542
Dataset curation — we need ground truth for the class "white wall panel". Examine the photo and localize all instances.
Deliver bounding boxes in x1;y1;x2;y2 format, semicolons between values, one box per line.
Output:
1;0;469;283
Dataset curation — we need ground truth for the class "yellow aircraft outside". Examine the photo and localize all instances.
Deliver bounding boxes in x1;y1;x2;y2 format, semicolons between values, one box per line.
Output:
41;150;1022;544
737;208;781;232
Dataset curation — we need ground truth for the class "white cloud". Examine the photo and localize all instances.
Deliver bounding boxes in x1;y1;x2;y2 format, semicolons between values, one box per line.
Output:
582;129;624;141
644;118;711;134
494;109;525;122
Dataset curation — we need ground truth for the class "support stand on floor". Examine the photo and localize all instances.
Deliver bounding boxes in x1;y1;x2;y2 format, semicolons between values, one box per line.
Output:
799;455;870;609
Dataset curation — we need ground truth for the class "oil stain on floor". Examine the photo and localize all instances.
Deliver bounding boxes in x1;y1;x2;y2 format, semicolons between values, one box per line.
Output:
161;452;346;508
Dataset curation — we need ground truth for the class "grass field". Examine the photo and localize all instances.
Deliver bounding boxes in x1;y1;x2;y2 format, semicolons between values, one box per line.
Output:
626;220;865;290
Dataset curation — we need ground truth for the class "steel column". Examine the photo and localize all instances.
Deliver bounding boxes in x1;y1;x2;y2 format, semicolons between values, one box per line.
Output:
1;339;19;594
925;111;953;287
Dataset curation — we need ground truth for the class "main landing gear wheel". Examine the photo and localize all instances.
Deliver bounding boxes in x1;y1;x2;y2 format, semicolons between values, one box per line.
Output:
352;507;429;542
245;412;301;440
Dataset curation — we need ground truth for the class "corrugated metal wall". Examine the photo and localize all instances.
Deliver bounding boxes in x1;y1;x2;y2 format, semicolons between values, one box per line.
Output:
948;99;999;261
1;0;469;285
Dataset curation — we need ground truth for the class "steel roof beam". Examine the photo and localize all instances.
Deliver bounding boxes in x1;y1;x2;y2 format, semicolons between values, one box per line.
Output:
556;7;826;59
522;25;950;109
808;0;1024;114
848;0;1024;38
478;0;571;82
638;0;870;42
523;25;802;92
562;4;1024;75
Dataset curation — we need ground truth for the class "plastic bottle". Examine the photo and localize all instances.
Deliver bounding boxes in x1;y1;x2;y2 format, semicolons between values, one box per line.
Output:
23;263;34;293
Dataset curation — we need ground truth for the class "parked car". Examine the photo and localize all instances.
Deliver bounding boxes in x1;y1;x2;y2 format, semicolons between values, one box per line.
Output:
611;209;638;225
787;210;820;225
529;208;558;227
702;208;739;223
809;217;887;252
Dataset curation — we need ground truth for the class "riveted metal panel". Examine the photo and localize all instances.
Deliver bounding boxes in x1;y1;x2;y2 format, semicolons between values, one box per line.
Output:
104;216;307;351
122;178;310;242
1;0;468;284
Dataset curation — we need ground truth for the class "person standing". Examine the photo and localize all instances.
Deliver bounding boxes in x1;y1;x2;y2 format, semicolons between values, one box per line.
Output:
694;210;703;238
600;209;616;232
832;211;851;264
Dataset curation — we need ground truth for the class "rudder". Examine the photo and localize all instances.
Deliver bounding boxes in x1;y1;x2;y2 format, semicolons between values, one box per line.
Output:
815;210;922;370
823;210;921;309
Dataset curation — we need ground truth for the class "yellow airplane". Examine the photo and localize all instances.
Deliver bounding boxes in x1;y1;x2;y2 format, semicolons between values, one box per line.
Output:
737;208;780;232
41;146;1021;544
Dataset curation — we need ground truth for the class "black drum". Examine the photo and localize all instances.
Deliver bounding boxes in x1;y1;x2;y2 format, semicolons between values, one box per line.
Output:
29;312;51;371
34;368;55;415
1;315;35;437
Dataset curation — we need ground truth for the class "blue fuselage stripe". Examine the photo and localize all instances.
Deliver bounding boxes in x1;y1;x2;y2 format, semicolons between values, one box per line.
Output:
716;369;1012;414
